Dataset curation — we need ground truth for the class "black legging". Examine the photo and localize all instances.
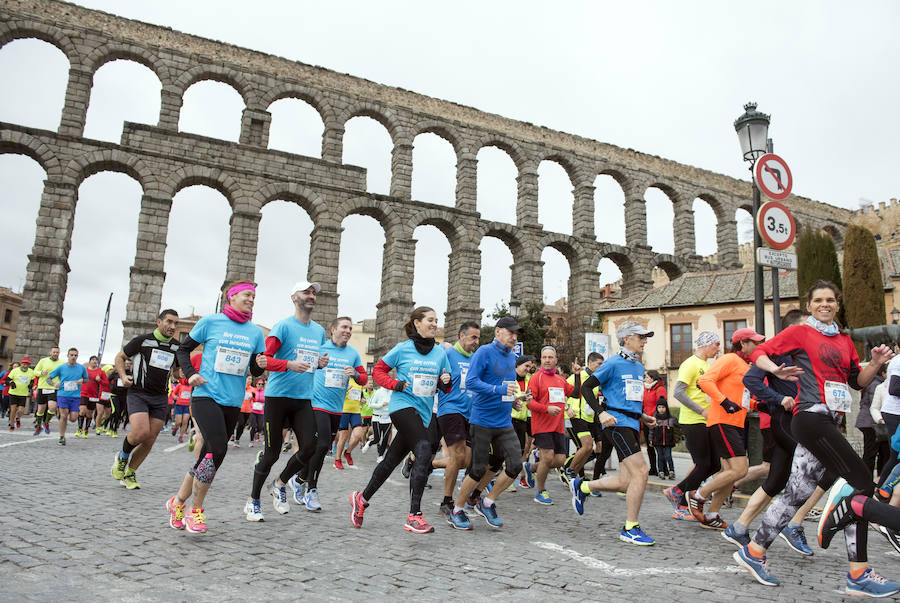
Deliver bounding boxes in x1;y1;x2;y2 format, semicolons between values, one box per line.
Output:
249;413;263;441
373;421;392;456
250;397;315;499
234;411;251;441
761;410;796;497
284;409;340;490
676;423;721;497
362;407;432;514
190;396;240;480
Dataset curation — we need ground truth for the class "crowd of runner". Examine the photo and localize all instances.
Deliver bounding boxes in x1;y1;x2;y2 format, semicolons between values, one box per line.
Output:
3;278;900;597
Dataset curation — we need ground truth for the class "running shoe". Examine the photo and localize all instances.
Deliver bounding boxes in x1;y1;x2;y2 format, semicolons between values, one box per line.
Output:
44;424;50;434
231;440;240;448
288;475;307;505
722;525;751;547
818;478;857;550
662;485;683;511
699;514;728;530
282;442;291;453
185;508;207;534
672;506;696;521
465;492;479;510
350;491;368;528
8;425;12;432
534;490;553;505
187;434;195;451
271;480;290;514
875;524;900;555
15;419;20;428
447;509;473;530
560;468;576;486
733;545;779;586
779;525;813;556
111;454;128;481
244;498;264;522
304;488;322;512
121;471;141;490
401;455;413;479
376;455;384;463
571;477;587;515
619;525;655;546
178;435;183;443
166;496;185;530
474;499;503;528
845;568;900;598
57;437;65;446
523;462;536;488
82;429;88;439
804;507;822;522
75;428;82;438
33;425;41;436
334;459;345;470
404;513;434;534
685;490;706;523
344;451;354;466
439;500;453;517
518;476;531;489
361;440;371;454
96;427;103;435
248;440;253;448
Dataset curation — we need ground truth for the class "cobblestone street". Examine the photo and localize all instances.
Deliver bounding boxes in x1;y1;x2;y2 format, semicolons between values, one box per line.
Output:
2;427;896;601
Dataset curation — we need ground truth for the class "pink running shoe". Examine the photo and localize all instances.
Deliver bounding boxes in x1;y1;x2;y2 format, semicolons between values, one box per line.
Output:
404;513;435;534
166;496;185;530
350;491;368;528
184;508;207;534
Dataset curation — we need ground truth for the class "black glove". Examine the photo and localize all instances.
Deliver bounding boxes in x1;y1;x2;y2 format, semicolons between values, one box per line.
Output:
720;398;741;414
755;400;769;414
393;381;407;393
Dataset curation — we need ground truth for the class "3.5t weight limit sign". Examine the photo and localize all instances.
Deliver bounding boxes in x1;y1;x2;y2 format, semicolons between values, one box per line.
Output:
757;201;796;250
755;153;793;200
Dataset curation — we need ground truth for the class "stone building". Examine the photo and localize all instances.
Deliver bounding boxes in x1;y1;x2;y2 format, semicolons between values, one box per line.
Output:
0;286;22;368
0;0;855;363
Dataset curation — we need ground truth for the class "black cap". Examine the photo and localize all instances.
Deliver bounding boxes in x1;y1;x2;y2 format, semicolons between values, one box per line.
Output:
495;316;521;331
515;354;535;366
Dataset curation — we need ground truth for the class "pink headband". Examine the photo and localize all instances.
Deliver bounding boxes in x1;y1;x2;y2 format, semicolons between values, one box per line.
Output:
227;283;256;299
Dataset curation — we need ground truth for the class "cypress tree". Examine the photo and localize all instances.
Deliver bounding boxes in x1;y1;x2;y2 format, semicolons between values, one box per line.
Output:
842;224;885;330
796;226;845;324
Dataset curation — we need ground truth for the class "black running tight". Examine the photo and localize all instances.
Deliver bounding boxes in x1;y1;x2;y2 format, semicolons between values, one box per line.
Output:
362;407;431;514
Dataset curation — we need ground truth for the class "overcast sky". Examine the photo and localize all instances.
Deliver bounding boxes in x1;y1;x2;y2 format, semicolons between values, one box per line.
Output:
1;0;897;361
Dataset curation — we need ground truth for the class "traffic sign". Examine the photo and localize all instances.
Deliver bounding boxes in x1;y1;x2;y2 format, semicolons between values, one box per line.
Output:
757;200;796;250
755;153;793;200
513;342;523;357
757;248;797;270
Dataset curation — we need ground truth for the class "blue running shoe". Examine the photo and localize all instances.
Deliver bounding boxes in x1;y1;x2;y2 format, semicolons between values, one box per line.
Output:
845;568;900;598
662;486;683;511
304;488;322;512
779;525;813;556
534;490;553;505
474;499;503;528
733;545;779;586
819;478;857;550
447;509;473;530
722;525;751;548
485;480;495;494
523;462;536;489
288;475;307;505
619;525;655;546
571;477;587;515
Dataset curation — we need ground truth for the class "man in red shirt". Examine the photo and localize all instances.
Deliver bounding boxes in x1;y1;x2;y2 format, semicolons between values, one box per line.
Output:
78;355;108;438
526;346;580;505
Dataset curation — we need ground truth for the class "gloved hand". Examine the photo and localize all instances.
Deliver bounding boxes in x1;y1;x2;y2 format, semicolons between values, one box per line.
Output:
393;381;407;393
720;398;741;414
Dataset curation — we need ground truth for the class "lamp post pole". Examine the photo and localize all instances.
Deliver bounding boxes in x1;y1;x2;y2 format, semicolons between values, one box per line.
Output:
751;172;765;334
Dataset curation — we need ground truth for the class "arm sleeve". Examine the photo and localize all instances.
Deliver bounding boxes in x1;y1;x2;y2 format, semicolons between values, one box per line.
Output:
581;374;603;415
353;365;368;386
871;384;885;423
673;380;704;415
248;352;265;377
697;356;730;405
122;335;142;358
175;336;201;379
373;359;400;390
743;365;785;407
891;375;900;398
263;336;288;373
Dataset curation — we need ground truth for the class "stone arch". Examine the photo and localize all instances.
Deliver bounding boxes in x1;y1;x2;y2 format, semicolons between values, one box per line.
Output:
174;64;257;108
474;136;528;173
596;244;636;288
479;222;526;259
406;209;469;247
340;195;402;234
538;151;581;187
83;46;169;86
62;149;154;194
414;121;463;158
0;132;62;180
652;253;686;280
263;84;332;123
539;235;580;268
164;166;242;207
696;191;729;222
0;21;80;64
341;104;401;142
255;182;328;226
597;165;634;196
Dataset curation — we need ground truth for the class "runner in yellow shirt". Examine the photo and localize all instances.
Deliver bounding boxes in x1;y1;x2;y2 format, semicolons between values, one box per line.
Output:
334;378;367;469
32;347;63;435
6;357;35;431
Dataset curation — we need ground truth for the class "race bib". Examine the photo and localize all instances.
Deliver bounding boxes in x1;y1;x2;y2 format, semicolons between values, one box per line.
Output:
412;373;437;397
16;375;28;384
501;380;516;402
63;381;78;392
460;367;468;391
100;392;111;401
251;401;264;412
214;346;250;376
180;391;191;400
41;388;54;394
149;348;175;370
625;379;644;402
741;388;751;410
348;388;362;401
324;368;348;389
548;387;565;404
89;397;99;403
295;347;318;373
824;381;851;412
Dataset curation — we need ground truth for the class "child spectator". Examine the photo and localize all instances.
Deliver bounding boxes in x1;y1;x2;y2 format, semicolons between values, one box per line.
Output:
652;400;677;479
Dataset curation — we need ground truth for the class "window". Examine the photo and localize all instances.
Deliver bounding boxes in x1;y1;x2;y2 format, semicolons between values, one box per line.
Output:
669;323;693;368
723;320;747;346
0;335;7;353
3;309;11;323
366;362;374;375
367;337;375;354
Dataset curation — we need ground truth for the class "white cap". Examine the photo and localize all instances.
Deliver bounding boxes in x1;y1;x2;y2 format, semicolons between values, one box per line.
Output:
291;281;321;295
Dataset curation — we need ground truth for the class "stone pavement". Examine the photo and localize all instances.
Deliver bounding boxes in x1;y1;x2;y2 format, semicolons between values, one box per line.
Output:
1;426;897;602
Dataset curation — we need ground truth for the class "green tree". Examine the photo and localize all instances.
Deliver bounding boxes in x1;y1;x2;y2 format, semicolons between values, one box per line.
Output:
842;224;885;331
479;301;549;356
796;226;845;325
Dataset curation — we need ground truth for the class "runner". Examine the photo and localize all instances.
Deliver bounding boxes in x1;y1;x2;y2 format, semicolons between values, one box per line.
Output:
107;358;131;437
170;368;192;443
350;306;451;534
0;364;10;420
360;381;375;453
436;321;480;517
5;357;34;432
48;349;88;445
445;316;525;531
334;377;366;469
248;378;265;447
244;282;328;522
77;356;107;439
111;308;180;489
512;355;535;489
662;331;721;520
570;321;657;546
32;347;63;435
233;378;255;447
96;365;114;435
527;347;579;504
685;327;764;529
369;385;393;462
563;352;603;482
169;281;266;534
733;280;900;597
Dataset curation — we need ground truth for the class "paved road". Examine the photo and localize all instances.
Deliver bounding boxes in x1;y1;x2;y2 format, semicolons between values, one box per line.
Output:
1;426;897;601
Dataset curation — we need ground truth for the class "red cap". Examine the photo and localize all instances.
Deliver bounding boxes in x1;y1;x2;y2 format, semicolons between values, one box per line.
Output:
20;356;31;364
731;328;765;344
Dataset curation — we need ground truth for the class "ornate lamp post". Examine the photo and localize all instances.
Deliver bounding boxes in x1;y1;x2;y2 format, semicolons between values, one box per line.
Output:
508;299;521;319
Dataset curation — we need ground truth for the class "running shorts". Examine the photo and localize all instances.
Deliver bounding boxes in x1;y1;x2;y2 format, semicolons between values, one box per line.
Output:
338;412;362;430
437;412;471;447
711;423;746;459
36;389;56;405
127;390;169;421
81;397;98;411
602;426;641;462
174;404;191;416
533;431;567;455
56;396;80;413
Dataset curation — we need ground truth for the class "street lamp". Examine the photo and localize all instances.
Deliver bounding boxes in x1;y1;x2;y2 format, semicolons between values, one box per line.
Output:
734;102;771;335
508;299;521;319
891;307;899;324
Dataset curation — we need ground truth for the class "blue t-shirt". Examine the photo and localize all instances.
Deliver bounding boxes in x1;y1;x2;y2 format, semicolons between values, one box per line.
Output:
592;354;645;431
438;346;473;419
383;340;451;427
189;314;265;407
49;363;89;399
466;339;517;429
312;340;363;414
265;316;327;399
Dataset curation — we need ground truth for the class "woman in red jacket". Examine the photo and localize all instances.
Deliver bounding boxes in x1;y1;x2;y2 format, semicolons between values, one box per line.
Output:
642;370;667;477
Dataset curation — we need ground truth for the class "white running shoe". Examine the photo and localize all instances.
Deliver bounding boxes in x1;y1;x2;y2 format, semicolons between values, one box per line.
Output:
244;498;264;522
271;480;290;515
